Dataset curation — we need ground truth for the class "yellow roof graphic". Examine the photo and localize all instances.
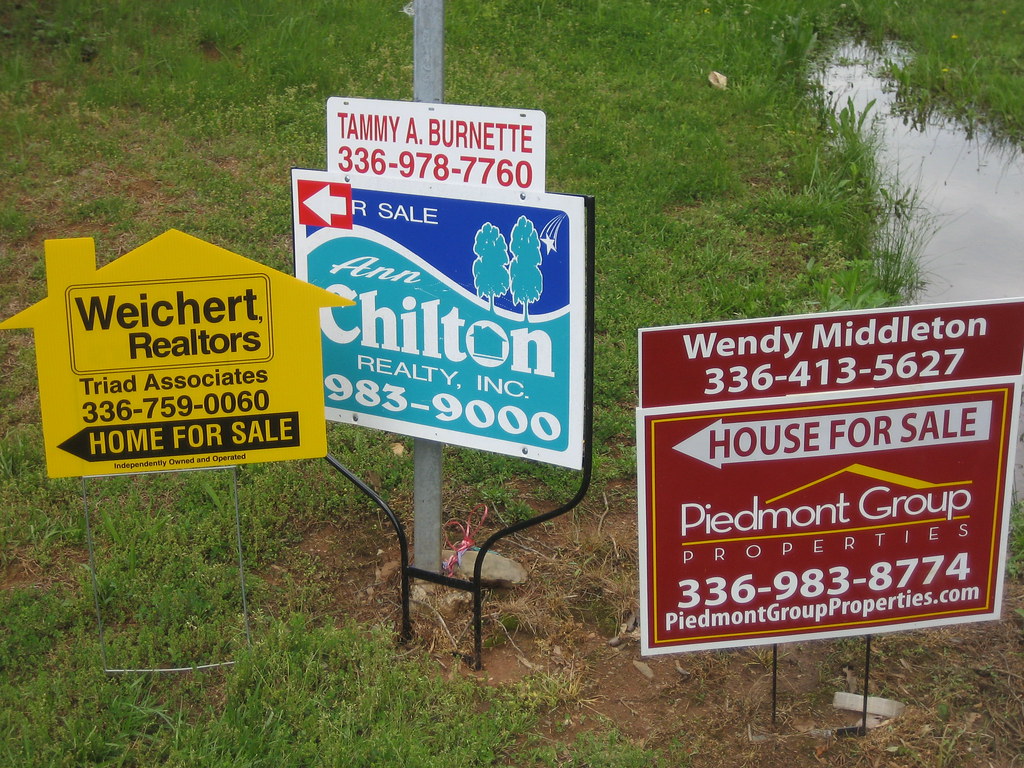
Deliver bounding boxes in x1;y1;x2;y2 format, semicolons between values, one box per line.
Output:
767;463;971;504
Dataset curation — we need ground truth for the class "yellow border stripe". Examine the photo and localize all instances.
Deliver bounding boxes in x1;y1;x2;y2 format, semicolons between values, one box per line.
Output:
680;515;971;547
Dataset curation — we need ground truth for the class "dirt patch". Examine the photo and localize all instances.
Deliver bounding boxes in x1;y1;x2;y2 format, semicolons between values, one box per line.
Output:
1;545;88;592
275;495;1024;767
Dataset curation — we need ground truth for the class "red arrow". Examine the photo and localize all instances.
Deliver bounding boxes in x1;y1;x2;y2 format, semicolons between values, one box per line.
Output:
297;180;353;228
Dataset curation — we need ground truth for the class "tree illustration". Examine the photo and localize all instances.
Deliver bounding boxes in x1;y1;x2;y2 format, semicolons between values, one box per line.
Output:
472;222;510;312
508;215;543;320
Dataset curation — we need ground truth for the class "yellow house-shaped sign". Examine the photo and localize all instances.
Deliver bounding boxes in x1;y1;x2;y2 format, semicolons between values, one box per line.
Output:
0;230;354;478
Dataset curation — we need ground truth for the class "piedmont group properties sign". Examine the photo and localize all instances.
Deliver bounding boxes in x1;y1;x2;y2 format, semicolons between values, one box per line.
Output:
637;299;1024;654
292;171;589;469
0;230;352;478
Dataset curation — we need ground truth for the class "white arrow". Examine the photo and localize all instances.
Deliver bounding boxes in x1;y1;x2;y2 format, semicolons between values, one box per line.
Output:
673;418;727;468
304;184;349;224
673;401;991;468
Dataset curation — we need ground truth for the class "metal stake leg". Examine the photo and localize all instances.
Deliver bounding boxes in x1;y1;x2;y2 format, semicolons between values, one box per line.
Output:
860;635;872;736
836;634;873;738
771;643;779;726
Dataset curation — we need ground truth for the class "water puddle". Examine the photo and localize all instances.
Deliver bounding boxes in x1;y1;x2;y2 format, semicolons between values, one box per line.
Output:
818;42;1024;494
818;41;1024;304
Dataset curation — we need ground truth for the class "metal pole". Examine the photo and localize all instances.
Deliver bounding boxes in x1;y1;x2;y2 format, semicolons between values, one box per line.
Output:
412;0;445;571
413;440;443;571
413;0;444;103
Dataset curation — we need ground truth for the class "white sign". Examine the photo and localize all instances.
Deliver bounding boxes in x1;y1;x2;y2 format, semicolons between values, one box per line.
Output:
326;97;546;192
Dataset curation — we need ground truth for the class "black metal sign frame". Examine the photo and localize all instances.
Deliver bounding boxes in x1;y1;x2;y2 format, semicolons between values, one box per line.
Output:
325;196;594;669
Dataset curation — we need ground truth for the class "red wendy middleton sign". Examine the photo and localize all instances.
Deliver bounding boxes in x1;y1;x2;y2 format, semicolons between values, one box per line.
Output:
637;299;1024;655
639;299;1024;408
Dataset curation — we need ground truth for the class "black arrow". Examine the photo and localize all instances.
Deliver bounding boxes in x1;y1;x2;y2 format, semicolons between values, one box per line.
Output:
59;412;301;462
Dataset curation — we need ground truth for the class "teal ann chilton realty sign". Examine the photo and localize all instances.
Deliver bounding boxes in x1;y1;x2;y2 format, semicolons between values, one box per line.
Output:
292;170;589;469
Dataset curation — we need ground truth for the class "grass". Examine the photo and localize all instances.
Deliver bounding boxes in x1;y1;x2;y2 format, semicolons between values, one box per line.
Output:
2;0;1023;765
2;615;545;767
1009;497;1024;579
847;0;1024;141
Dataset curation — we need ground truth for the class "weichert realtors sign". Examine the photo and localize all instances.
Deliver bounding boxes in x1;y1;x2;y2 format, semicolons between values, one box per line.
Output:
0;230;352;478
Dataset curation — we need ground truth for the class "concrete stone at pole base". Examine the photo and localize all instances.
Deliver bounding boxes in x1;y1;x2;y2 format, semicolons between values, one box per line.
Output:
443;549;528;587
